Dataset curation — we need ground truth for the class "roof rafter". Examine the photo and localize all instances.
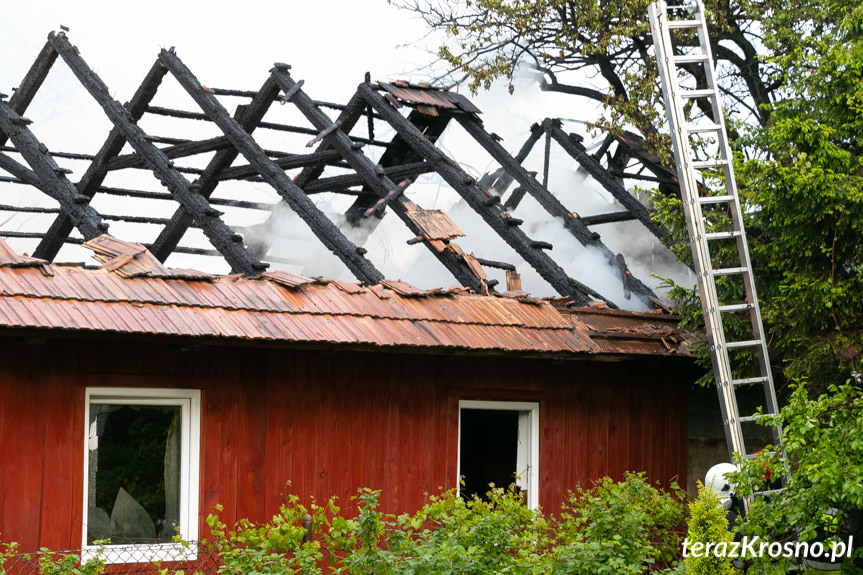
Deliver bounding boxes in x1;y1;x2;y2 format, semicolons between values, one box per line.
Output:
270;70;490;293
0;99;106;239
46;33;267;274
33;58;168;260
456;115;660;308
357;82;605;307
150;77;281;261
157;48;384;284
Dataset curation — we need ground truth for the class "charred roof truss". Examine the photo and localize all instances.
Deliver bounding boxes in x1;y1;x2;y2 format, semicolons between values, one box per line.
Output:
0;31;682;309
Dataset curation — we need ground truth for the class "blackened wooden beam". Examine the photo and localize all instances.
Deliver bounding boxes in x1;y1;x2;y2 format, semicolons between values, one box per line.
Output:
106;136;233;171
547;121;671;243
47;33;266;275
0;41;58;148
272;71;489;293
34;58;168;260
456;114;660;308
290;91;370;191
150;77;281;261
478;123;544;195
158;50;383;284
344;110;449;223
0;98;105;239
216;148;345;182
303;162;433;194
358;83;603;306
579;212;638;226
0;151;44;188
145;105;391;148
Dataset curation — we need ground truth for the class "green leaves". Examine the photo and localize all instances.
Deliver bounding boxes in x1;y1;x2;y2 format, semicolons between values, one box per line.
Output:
683;484;734;575
191;477;688;574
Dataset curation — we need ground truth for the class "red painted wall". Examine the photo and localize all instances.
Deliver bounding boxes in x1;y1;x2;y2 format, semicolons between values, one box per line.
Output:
0;337;690;552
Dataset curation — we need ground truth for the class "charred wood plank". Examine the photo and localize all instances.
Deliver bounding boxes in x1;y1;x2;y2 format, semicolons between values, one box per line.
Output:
34;57;168;260
363;179;412;218
474;257;516;271
548;121;671;243
579;212;638;226
0;151;44;187
359;83;604;306
0;145;93;162
456;115;660;308
217;148;344;182
0;42;58;148
159;50;383;283
478;122;543;194
289;91;370;191
302;162;433;193
0;99;105;239
47;33;266;274
145;105;390;148
106;136;233;171
150;77;282;261
273;70;488;293
344;110;450;223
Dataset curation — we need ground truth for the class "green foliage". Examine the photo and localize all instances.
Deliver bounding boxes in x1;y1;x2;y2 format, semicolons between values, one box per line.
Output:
683;483;733;575
556;474;686;574
196;475;687;574
736;0;863;385
0;540;19;575
204;497;328;575
736;382;863;540
34;548;105;575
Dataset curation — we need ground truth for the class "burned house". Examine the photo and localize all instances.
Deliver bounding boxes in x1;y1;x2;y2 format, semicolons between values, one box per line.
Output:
0;31;699;564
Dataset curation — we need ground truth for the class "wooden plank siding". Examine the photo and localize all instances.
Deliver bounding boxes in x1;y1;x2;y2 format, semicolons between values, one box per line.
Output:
0;337;691;551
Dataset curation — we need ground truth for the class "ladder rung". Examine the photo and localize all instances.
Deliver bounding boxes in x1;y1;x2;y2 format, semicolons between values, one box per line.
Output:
692;159;728;169
732;376;769;386
725;339;763;349
698;194;734;204
684;123;722;133
704;230;741;240
712;267;748;277
741;449;778;460
674;54;709;64
666;19;700;28
718;302;754;312
739;414;768;423
681;89;717;99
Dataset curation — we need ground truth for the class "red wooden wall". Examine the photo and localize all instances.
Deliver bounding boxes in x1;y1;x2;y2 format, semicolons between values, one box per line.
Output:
0;337;690;552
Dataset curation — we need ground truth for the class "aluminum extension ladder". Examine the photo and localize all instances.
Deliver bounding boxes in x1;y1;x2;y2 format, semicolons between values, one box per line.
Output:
647;0;784;500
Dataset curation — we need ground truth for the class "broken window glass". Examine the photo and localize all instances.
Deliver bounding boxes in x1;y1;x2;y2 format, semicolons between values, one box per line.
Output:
86;404;181;545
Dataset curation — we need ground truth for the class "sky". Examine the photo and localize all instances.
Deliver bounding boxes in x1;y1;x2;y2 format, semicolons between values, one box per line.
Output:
0;0;693;308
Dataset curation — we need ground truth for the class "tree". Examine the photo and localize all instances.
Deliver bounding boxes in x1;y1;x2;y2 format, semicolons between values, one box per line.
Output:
390;0;781;142
393;0;862;390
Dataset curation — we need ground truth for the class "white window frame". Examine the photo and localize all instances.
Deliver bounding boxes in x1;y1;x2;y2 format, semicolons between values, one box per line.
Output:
82;387;201;564
457;400;540;510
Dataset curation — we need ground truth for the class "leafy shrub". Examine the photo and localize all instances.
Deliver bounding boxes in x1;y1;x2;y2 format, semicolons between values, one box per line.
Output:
683;483;733;575
204;473;685;574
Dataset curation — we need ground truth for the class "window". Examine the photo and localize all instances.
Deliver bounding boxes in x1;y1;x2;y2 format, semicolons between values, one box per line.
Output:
83;388;200;563
457;400;539;509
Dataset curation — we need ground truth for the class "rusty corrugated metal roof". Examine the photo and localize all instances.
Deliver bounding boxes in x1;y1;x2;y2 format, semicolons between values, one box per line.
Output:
0;237;690;357
378;81;482;115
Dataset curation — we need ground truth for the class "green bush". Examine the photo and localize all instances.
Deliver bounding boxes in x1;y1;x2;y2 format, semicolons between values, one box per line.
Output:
683;482;733;575
1;475;689;575
204;473;685;574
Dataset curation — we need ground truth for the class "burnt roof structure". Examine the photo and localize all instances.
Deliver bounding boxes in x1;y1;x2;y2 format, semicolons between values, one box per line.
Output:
0;31;687;310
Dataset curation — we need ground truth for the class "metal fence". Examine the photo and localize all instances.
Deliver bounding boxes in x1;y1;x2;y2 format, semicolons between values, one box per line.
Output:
2;542;222;575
